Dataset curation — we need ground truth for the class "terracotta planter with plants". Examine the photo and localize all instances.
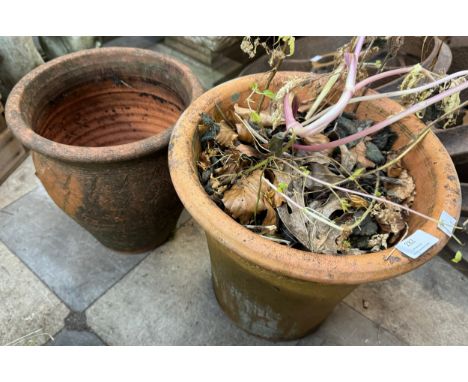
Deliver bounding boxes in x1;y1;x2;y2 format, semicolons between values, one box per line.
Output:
6;48;203;252
169;72;461;340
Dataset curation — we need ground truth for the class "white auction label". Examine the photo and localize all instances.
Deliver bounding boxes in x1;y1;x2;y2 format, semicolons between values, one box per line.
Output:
396;229;439;259
438;210;457;237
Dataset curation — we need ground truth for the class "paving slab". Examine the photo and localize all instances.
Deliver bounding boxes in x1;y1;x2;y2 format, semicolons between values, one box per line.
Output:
0;240;68;346
88;220;404;345
0;155;39;209
47;329;105;346
299;303;405;345
0;185;150;312
344;256;468;345
87;220;279;345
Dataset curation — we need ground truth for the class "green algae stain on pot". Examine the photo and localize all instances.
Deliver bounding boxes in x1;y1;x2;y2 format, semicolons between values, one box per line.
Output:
207;232;356;340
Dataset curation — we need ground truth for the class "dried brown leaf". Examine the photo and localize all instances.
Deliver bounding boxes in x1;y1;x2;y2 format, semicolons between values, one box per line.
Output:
270;174;286;208
275;168;311;247
349;195;369;209
372;203;406;234
214;160;239;177
303;134;333;155
236;143;260;157
339;145;357;172
385;153;403;178
303;134;330;146
368;233;390;252
350;141;375;169
197;151;211;171
308;196;346;254
235;123;254;144
212;148;246;177
385;169;415;203
306;161;343;190
222;169;270;224
234;104;281;126
262;204;278;228
216;121;238;147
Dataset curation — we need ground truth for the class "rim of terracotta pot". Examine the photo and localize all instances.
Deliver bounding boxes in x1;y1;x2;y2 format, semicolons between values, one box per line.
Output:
5;47;203;163
169;71;461;285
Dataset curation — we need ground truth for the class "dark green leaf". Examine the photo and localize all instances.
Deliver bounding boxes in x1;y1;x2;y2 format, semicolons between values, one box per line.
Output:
365;142;385;165
269;132;286;156
352;214;378;237
371;126;397;151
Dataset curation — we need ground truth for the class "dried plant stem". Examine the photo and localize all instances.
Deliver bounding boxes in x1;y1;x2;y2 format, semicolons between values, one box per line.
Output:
262;176;343;231
344;175;380;231
354;66;414;91
352;69;468;103
256;43;288;113
276;157;440;225
304;63;345;120
296;78;468;151
254;162;268;221
263;170;380;232
334;126;432;187
310;99;466;193
433;100;468;129
234;113;268;145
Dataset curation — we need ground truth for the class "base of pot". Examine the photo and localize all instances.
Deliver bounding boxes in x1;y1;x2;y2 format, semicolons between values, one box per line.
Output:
211;276;328;342
207;233;357;341
75;206;183;254
96;233;175;254
32;151;184;255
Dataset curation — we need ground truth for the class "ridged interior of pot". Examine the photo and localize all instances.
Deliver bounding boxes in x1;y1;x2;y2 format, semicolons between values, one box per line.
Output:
34;78;184;147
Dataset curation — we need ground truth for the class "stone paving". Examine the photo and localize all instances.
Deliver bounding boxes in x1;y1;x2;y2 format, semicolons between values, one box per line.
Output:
1;155;467;346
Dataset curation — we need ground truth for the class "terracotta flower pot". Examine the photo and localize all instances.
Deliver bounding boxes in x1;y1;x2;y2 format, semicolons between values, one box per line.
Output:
6;47;203;252
169;72;461;340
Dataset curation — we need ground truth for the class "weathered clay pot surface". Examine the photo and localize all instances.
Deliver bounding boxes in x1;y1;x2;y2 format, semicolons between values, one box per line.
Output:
169;72;461;340
6;47;203;252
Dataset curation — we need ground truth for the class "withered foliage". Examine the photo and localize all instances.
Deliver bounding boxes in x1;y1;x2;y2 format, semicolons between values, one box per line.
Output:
196;107;415;255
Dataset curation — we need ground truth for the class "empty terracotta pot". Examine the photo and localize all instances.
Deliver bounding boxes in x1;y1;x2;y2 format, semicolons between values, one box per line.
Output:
169;72;461;340
6;47;203;252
